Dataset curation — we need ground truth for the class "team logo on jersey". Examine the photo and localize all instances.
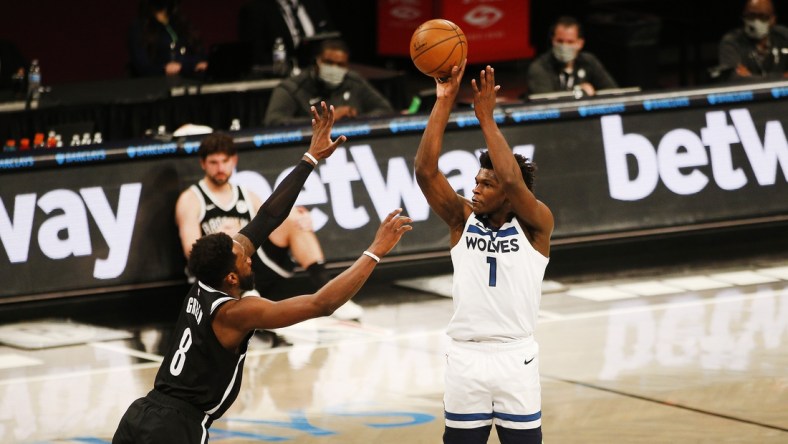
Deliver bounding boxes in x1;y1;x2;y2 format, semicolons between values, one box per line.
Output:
465;224;520;253
236;200;248;214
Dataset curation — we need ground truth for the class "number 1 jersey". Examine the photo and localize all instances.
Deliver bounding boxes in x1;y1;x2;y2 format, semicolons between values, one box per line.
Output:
448;213;549;342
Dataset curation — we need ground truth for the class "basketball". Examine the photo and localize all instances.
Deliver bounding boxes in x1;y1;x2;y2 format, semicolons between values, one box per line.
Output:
410;19;467;80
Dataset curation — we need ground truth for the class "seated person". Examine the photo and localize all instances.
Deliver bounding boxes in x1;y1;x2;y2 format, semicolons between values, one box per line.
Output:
128;0;208;77
263;39;394;126
239;0;337;67
719;0;788;80
175;132;364;320
526;16;618;97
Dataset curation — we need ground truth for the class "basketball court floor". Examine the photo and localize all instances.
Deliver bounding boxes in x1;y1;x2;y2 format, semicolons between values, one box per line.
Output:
1;251;786;443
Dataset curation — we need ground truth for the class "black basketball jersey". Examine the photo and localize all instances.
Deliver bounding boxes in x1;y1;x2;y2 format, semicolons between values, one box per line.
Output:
191;180;295;280
153;281;252;420
191;180;252;236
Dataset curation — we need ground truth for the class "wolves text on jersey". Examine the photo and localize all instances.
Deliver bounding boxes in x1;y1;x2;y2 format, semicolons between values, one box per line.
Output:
464;224;521;254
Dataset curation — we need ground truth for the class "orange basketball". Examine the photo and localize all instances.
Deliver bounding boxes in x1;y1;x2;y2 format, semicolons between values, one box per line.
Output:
410;19;467;80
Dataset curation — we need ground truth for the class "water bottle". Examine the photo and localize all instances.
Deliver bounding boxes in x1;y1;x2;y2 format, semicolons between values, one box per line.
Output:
272;37;288;77
27;59;42;102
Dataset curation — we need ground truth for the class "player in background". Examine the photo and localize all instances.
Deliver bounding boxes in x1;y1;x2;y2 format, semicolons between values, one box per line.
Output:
175;132;364;322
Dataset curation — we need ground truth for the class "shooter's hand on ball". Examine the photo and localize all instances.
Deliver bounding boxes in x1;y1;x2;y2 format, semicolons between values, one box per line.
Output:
436;59;466;100
471;65;500;122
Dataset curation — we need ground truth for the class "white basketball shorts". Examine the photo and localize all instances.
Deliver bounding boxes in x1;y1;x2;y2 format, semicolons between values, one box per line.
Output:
444;337;541;430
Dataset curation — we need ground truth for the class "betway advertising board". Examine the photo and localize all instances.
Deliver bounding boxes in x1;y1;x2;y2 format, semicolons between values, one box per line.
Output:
1;100;786;301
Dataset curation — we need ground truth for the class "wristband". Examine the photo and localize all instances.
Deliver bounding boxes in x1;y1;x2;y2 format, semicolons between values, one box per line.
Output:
303;152;318;165
363;250;380;263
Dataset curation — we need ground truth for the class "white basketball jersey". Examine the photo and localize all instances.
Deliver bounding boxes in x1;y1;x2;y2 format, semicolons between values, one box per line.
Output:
448;213;549;342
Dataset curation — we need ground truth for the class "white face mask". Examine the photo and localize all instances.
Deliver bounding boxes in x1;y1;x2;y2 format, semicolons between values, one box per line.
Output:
552;43;578;64
318;63;348;88
744;18;770;40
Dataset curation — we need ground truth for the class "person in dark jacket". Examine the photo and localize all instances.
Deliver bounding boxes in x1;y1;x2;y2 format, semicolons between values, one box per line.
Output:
718;0;788;81
239;0;337;67
264;39;393;126
128;0;207;77
526;16;617;97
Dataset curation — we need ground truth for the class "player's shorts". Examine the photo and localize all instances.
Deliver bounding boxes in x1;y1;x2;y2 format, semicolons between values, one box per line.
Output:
113;390;212;444
444;337;541;430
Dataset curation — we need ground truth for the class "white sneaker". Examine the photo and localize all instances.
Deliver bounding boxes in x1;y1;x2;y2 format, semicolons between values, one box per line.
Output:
331;299;364;321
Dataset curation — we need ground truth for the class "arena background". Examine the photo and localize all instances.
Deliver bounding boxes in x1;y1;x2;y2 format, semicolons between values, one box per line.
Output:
1;0;787;316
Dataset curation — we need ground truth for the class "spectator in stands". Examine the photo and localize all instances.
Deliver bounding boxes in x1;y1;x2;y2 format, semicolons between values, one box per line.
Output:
175;132;365;321
526;16;618;97
239;0;337;68
264;39;394;126
128;0;208;78
718;0;788;80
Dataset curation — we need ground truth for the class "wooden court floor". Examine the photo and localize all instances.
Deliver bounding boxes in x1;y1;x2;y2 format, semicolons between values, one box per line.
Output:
1;258;787;443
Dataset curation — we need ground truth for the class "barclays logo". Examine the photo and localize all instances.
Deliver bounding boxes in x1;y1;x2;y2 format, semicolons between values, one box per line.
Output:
0;156;34;169
771;87;788;99
643;97;690;111
332;124;372;137
455;114;479;128
56;150;106;165
578;103;626;117
707;91;753;105
389;118;428;134
127;143;177;159
182;141;200;154
511;109;561;122
464;6;503;29
253;131;303;147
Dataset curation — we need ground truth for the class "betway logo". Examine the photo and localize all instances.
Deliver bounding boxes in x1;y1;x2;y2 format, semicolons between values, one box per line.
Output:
233;145;534;231
602;109;788;201
0;183;142;279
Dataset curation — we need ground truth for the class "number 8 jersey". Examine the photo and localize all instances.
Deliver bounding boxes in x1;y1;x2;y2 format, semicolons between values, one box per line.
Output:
448;213;549;342
154;281;253;420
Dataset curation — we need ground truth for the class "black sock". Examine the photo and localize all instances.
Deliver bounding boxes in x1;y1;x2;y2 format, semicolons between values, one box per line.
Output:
306;262;330;289
443;425;492;443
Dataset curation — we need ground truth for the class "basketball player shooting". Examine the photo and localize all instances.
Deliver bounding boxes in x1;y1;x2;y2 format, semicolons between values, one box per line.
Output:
113;102;413;443
414;62;554;444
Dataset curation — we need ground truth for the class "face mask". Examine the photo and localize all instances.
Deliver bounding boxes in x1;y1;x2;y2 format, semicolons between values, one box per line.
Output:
744;19;770;40
552;43;578;63
318;63;348;88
